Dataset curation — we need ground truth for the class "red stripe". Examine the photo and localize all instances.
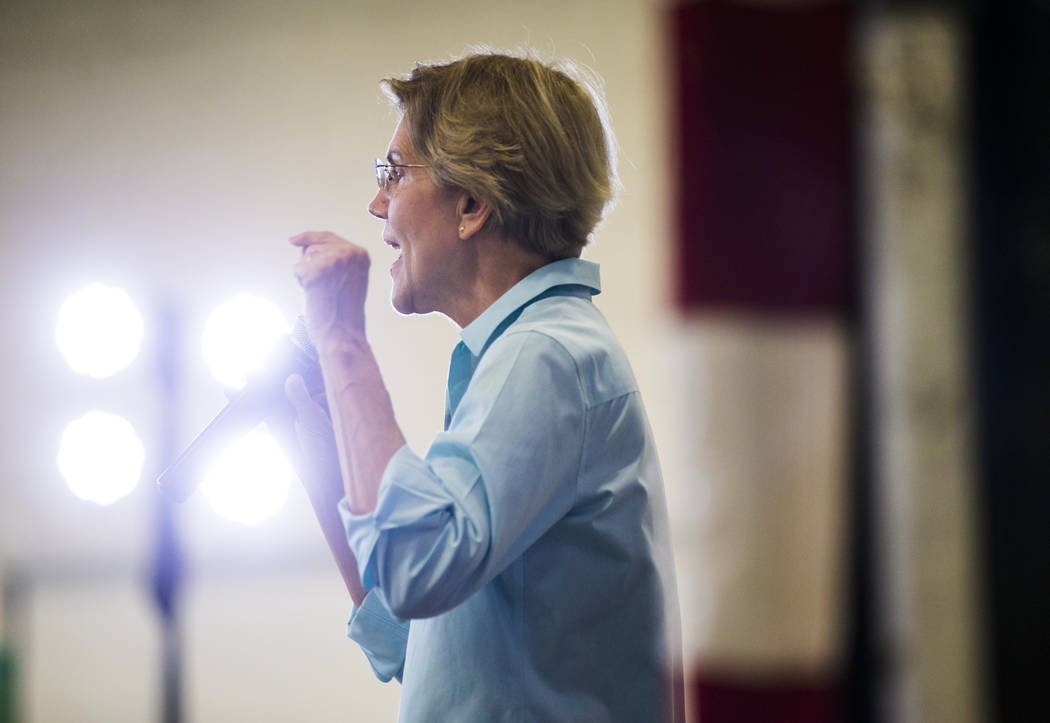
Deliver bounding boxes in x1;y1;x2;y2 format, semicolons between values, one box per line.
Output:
669;0;853;315
693;671;840;723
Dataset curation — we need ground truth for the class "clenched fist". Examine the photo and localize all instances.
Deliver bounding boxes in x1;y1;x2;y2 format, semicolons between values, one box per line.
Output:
290;230;370;343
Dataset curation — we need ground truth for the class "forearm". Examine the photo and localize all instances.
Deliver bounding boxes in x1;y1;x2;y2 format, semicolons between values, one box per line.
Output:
265;404;367;607
317;332;406;516
305;484;367;607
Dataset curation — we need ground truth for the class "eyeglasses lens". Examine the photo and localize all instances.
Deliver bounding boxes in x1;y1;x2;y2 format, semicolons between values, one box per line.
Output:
375;159;385;190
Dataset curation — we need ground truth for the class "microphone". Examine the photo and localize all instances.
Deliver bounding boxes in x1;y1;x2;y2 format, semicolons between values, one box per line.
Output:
156;316;324;502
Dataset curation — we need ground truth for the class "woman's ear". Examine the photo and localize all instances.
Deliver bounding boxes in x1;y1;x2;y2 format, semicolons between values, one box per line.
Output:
456;191;491;239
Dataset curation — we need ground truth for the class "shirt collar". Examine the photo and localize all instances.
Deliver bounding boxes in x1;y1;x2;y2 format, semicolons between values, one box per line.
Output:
459;258;601;356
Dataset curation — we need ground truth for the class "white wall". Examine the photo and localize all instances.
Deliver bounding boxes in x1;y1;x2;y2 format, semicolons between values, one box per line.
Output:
0;1;673;720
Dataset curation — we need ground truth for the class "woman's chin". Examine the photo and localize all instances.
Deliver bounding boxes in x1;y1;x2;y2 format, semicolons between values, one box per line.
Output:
389;286;415;316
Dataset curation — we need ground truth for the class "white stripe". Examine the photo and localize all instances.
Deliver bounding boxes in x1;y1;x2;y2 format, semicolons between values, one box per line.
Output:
665;314;848;672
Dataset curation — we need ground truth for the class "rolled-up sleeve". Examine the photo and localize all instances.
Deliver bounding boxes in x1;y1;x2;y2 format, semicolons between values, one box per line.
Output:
345;587;409;683
341;330;586;620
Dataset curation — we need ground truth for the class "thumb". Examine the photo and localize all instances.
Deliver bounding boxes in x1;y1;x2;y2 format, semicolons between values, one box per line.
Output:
285;373;331;433
284;373;313;414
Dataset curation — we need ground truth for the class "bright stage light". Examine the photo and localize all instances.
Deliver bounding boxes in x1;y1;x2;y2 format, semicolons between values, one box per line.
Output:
56;283;144;378
202;295;290;389
57;411;145;505
200;428;293;525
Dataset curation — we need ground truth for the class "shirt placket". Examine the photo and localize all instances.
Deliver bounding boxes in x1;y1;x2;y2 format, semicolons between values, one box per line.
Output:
443;341;476;431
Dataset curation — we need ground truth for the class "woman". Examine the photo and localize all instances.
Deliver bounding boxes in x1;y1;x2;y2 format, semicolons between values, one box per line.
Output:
287;51;682;722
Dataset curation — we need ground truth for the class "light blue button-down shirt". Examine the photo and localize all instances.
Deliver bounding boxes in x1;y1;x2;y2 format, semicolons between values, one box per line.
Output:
340;258;682;722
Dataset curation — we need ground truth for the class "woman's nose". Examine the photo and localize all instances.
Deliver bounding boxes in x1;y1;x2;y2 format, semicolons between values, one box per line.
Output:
368;188;388;219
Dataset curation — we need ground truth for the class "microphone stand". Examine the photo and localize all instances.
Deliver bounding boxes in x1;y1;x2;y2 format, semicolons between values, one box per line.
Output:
151;299;185;723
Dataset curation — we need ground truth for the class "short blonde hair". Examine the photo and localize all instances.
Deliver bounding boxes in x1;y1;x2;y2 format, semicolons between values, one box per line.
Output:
383;51;617;259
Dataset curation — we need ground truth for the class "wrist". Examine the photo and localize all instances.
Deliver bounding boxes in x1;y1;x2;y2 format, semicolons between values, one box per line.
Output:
315;327;371;359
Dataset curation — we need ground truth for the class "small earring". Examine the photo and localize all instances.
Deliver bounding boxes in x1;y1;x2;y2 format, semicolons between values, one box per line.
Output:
459;226;465;234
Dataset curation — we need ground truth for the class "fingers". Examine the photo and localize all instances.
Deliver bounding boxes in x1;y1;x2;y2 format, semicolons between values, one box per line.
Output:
290;231;338;281
290;231;371;288
290;230;371;341
285;373;341;489
285;373;332;430
290;231;335;286
289;230;340;251
289;230;370;258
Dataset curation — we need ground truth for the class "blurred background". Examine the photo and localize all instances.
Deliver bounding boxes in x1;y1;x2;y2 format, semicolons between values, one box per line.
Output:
1;0;1046;721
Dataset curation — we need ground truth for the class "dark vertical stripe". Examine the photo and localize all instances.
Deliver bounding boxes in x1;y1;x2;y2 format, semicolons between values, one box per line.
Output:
971;3;1050;721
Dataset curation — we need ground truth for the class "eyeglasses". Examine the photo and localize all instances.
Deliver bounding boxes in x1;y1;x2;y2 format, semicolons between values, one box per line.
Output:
375;158;428;191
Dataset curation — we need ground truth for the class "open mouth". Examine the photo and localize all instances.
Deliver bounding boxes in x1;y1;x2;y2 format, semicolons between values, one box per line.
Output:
386;238;403;276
